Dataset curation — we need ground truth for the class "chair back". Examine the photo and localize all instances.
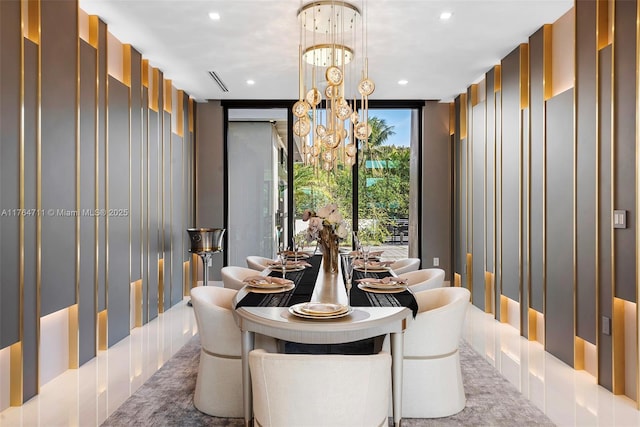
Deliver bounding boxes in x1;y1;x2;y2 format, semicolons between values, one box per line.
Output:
190;286;241;356
221;265;259;290
404;287;470;357
249;349;391;427
397;268;445;292
390;258;421;275
246;255;272;271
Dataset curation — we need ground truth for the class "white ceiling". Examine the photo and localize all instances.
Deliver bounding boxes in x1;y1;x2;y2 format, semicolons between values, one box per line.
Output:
78;0;573;102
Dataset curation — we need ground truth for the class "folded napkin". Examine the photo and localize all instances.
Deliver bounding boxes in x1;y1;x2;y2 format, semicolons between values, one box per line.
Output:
242;276;294;286
280;250;310;258
267;260;312;268
357;277;408;286
353;259;393;268
349;250;384;258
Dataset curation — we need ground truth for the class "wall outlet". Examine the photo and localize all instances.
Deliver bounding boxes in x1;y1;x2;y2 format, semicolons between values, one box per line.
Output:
602;316;611;335
433;257;439;267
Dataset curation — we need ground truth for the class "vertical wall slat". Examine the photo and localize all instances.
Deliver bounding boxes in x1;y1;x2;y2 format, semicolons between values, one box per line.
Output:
576;0;598;344
486;69;496;275
529;27;546;314
40;0;78;316
78;40;97;365
472;104;486;309
147;109;160;320
546;88;576;367
141;86;149;323
500;47;522;304
162;110;172;308
170;133;183;304
130;49;142;283
107;77;130;346
0;0;22;349
22;38;39;403
97;19;107;313
613;0;637;303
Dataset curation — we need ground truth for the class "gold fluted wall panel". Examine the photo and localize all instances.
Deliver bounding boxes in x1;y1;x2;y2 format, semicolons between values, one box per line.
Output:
0;0;195;406
452;0;639;401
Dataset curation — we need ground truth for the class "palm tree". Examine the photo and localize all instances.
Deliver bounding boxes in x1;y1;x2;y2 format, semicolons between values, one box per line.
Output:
361;116;395;176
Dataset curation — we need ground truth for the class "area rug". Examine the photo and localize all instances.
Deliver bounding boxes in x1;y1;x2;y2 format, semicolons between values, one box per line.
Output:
102;336;554;426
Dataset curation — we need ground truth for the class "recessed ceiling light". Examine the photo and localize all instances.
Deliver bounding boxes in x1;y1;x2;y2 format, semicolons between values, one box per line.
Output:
246;80;255;85
398;79;408;85
440;11;452;21
209;12;221;20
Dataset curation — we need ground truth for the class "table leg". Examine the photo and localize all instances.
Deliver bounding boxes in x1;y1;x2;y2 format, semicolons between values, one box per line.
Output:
241;330;255;427
390;332;403;427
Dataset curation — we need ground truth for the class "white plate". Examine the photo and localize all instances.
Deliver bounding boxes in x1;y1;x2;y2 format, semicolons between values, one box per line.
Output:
353;266;390;273
244;279;294;289
269;265;307;272
288;303;353;319
299;302;348;315
248;283;295;294
357;283;407;294
357;280;407;290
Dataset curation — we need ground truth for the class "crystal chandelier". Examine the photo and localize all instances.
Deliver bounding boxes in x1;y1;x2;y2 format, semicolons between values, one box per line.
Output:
292;0;375;171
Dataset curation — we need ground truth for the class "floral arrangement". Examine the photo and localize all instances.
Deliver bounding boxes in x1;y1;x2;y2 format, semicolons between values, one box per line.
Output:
302;203;348;272
302;203;349;242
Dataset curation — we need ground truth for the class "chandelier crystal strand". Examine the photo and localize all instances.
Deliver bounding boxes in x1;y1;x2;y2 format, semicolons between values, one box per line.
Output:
294;0;372;173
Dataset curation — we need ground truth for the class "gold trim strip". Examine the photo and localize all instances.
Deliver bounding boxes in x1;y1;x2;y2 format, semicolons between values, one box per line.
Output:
97;309;107;351
68;305;78;369
158;258;164;312
485;272;494;314
543;25;553;101
150;67;159;112
163;79;172;113
595;0;602;385
528;308;538;342
449;102;455;136
142;59;149;87
500;295;509;324
123;44;131;87
613;297;625;394
188;97;194;133
132;280;142;328
575;336;585;370
460;93;468;140
494;65;502;92
520;44;530;109
88;15;98;48
597;0;610;50
177;90;184;137
454;273;461;287
10;342;23;406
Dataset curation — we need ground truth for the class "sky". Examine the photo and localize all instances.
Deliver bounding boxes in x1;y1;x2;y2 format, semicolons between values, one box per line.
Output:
369;109;412;147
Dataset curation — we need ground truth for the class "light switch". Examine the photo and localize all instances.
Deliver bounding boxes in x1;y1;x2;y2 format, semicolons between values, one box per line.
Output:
613;210;626;229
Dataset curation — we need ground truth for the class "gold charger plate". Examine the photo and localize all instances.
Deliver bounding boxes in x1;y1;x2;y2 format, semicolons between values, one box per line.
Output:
288;303;353;319
248;283;295;294
269;265;307;272
357;283;407;294
353;266;390;273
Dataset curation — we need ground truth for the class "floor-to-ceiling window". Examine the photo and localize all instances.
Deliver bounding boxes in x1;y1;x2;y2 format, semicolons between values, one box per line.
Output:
293;107;420;261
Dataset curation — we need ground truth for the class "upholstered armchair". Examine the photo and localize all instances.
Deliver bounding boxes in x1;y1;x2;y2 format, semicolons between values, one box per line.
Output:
246;255;273;271
398;286;471;418
221;265;261;290
389;257;421;275
395;268;445;292
249;349;391;427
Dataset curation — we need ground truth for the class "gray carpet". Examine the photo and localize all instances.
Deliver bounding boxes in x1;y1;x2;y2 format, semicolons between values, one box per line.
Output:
102;336;554;427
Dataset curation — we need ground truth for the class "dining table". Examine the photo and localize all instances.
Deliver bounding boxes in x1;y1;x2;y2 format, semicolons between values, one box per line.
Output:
232;253;416;427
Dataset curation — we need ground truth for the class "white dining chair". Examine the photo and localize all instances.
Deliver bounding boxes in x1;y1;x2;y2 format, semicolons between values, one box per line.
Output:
396;268;445;292
249;349;391;427
389;257;421;275
190;286;278;417
246;255;273;271
190;286;243;417
384;286;470;418
221;265;261;290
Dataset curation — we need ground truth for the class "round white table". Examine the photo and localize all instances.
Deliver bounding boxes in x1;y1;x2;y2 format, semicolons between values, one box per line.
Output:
232;263;412;427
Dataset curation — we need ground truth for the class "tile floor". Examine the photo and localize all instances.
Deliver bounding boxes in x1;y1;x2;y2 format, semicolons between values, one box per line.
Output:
1;296;640;426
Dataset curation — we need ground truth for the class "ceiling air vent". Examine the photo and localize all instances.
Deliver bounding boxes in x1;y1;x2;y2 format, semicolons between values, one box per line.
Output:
208;70;229;92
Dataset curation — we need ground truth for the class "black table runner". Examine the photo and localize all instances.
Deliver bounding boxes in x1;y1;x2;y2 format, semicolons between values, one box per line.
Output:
235;254;417;317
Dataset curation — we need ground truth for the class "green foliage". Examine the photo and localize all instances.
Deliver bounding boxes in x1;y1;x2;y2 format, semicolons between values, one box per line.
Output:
293;115;410;244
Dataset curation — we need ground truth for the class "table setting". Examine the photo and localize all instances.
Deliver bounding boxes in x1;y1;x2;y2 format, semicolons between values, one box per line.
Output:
357;276;409;294
242;275;295;294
